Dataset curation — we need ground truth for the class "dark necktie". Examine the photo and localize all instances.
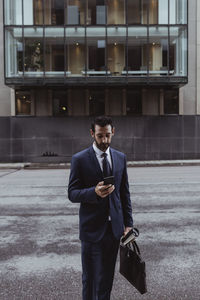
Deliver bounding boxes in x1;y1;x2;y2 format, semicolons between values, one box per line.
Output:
101;152;111;220
102;152;112;177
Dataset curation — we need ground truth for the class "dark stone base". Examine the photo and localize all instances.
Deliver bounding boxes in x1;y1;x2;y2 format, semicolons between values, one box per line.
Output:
0;116;200;163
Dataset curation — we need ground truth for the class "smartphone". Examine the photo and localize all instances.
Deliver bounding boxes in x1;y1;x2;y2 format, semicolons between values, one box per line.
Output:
103;176;114;185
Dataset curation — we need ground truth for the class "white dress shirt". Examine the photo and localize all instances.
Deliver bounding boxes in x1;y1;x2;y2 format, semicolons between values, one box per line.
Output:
93;142;112;221
92;142;112;172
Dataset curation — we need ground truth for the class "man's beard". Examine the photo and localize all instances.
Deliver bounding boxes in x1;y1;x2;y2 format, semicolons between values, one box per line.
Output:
94;139;110;152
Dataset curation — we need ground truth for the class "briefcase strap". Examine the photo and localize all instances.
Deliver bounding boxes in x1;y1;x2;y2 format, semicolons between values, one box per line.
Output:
128;240;141;255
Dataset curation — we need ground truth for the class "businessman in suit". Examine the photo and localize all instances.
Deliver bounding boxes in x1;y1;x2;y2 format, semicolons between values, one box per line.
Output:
68;116;133;300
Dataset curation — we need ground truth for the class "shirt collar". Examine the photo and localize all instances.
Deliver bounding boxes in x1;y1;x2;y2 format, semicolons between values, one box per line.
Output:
93;142;110;157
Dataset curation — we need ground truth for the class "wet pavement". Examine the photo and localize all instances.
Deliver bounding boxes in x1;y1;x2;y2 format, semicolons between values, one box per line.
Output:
0;166;200;300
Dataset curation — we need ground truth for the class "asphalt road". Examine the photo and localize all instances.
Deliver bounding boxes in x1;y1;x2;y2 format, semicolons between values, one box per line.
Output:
0;166;199;300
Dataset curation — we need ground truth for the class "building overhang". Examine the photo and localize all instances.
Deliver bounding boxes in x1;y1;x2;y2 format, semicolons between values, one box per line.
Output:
5;76;188;89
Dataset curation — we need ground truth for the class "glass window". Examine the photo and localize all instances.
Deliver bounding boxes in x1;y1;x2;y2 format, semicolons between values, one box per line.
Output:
107;0;125;25
4;0;22;25
66;27;85;76
149;0;168;25
164;90;179;114
107;89;123;115
107;27;126;76
53;90;68;116
169;27;187;76
5;28;23;77
45;28;64;76
126;90;142;115
89;89;105;116
44;0;65;25
16;90;31;115
170;0;187;24
127;0;148;25
127;27;148;75
86;28;106;74
24;28;44;76
23;0;34;25
66;0;85;25
87;0;106;25
149;27;169;75
34;0;44;25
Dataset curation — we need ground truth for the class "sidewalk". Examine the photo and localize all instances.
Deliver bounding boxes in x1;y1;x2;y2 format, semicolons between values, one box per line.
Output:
1;159;200;169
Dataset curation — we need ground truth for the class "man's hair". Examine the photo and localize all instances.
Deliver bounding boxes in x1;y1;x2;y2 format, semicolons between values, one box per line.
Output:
91;116;113;132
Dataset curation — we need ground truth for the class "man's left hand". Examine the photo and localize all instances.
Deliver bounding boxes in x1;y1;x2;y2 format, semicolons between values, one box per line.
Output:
124;227;132;236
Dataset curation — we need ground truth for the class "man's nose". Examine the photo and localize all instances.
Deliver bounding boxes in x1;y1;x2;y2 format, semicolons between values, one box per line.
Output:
102;137;107;143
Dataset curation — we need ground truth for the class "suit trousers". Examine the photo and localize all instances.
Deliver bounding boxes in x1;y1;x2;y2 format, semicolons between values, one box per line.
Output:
81;222;120;300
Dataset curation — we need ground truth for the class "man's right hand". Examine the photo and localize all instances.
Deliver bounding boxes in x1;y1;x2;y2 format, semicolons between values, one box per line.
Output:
95;181;115;198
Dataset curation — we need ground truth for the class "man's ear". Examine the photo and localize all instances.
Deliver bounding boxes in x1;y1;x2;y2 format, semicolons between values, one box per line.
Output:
112;127;115;136
90;129;94;138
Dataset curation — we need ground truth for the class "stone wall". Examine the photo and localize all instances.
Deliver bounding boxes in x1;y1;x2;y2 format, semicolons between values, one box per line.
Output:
0;116;200;162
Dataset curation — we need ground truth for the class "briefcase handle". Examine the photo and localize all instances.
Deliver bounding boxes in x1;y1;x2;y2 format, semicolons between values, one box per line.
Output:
132;227;139;237
120;227;140;247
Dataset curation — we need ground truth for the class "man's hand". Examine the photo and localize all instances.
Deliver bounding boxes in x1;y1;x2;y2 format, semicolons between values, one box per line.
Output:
124;227;132;236
95;181;115;198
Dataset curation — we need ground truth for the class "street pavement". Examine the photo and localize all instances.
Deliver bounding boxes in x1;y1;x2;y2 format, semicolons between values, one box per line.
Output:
0;166;200;300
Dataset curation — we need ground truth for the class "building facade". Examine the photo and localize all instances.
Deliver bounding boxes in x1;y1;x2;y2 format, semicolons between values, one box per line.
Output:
1;0;200;162
3;0;188;117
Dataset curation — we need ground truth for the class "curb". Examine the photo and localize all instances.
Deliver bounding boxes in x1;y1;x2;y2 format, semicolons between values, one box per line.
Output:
1;160;200;169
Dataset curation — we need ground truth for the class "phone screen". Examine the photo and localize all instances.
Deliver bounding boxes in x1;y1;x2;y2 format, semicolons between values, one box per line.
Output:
103;176;114;185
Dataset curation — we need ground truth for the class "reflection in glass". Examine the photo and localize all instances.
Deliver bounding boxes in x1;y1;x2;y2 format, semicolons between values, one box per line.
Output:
107;0;125;25
44;0;65;25
16;90;31;115
87;0;106;25
86;28;106;74
164;90;179;114
4;0;22;25
107;89;123;115
45;28;64;76
170;27;187;76
170;0;187;24
53;90;68;116
24;28;44;76
149;27;169;75
127;27;147;75
66;0;85;25
5;28;23;77
89;89;105;115
107;27;126;76
127;0;148;25
149;0;168;24
34;0;44;25
126;90;142;115
66;27;85;76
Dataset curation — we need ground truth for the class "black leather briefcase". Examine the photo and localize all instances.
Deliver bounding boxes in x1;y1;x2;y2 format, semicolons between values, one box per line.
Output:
119;240;147;294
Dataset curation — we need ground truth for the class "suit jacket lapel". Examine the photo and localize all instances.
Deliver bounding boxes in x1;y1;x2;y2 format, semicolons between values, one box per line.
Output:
88;146;103;179
110;148;116;176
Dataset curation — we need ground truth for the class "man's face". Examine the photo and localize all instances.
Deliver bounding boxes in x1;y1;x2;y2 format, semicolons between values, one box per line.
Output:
90;124;115;152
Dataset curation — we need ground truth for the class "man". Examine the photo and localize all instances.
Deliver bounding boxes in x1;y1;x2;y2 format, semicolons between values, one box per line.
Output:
68;116;133;300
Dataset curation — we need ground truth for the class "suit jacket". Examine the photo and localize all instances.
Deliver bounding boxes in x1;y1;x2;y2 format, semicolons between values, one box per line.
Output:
68;146;133;242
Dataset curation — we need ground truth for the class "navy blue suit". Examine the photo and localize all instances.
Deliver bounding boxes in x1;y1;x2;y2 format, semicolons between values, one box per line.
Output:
68;146;133;300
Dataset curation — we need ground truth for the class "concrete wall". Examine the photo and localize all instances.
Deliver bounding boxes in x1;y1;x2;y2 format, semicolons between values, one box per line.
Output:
181;0;197;115
0;116;200;163
197;0;200;114
0;0;11;116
